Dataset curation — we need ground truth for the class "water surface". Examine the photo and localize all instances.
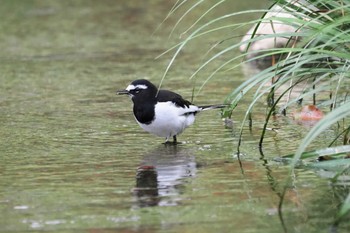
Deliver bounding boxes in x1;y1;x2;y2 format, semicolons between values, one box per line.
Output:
1;1;349;232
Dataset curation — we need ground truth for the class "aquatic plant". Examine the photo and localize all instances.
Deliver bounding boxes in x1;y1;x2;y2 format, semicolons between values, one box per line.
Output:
160;0;350;226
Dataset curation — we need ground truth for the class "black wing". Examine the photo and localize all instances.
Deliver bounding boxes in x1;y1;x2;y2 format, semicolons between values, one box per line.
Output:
157;90;192;108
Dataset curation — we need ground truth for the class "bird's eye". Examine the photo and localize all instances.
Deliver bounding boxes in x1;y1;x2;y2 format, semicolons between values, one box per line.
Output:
130;89;141;94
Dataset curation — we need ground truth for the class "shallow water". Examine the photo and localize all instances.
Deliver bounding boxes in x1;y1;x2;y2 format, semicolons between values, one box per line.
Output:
1;1;349;232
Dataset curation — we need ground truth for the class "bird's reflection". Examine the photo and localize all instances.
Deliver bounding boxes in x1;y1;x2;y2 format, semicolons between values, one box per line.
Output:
133;144;196;207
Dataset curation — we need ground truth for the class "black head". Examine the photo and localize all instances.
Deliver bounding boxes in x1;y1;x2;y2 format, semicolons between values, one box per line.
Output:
117;79;158;100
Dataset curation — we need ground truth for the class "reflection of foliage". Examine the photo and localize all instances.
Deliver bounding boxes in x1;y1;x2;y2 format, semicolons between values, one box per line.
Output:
162;0;350;224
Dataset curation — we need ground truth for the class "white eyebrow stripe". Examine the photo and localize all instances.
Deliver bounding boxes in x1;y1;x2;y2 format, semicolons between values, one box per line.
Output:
126;84;148;91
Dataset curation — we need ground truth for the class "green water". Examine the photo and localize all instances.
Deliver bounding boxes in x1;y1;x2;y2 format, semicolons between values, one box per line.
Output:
1;1;349;232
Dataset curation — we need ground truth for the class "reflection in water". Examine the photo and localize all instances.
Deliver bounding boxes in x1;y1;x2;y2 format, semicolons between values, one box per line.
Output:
133;145;196;207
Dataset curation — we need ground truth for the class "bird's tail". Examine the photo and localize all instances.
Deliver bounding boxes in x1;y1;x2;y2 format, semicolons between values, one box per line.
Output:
199;104;228;111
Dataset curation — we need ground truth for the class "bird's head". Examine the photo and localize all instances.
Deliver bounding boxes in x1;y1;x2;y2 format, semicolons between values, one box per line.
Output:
117;79;157;99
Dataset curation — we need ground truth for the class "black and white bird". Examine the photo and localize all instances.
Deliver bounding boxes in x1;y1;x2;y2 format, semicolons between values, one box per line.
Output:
117;79;226;143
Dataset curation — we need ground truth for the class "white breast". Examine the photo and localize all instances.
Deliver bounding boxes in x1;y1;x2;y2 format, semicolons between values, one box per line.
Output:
137;101;200;139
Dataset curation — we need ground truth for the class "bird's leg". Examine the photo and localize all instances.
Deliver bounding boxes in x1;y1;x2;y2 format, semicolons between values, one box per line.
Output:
173;135;177;144
163;137;171;145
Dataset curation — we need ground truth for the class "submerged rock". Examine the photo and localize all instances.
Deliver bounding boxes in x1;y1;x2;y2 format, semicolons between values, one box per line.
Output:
239;1;320;59
239;5;299;55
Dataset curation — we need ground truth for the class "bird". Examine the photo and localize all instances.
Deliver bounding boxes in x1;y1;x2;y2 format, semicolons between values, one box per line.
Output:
117;79;226;144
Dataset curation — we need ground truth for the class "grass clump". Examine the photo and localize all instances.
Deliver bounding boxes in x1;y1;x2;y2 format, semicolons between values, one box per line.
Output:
160;0;350;225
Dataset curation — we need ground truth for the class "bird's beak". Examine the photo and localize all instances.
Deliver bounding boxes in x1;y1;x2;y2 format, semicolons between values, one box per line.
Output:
116;89;129;95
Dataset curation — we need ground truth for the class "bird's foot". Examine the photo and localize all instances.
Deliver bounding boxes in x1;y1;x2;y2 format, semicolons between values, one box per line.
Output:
163;136;179;145
163;141;180;146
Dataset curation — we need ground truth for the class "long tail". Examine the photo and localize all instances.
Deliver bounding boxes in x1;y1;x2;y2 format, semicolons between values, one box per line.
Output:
198;104;228;111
